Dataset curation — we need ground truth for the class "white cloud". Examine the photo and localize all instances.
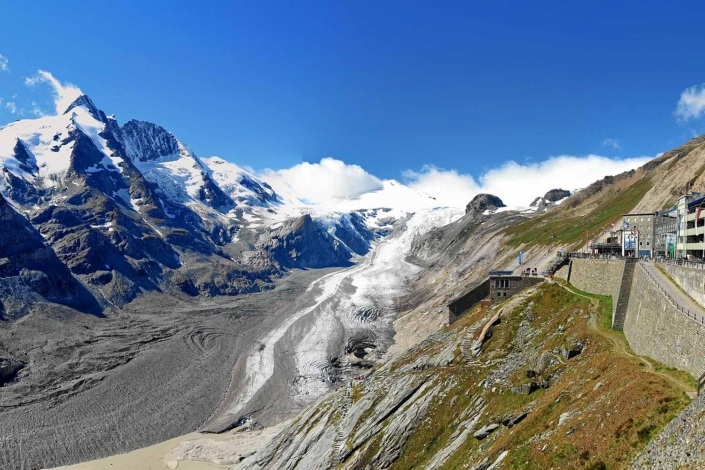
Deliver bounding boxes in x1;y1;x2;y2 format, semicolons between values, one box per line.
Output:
29;102;47;117
404;155;652;209
402;166;480;208
602;138;621;150
0;54;8;72
24;70;83;115
5;102;17;114
675;84;705;121
262;157;383;204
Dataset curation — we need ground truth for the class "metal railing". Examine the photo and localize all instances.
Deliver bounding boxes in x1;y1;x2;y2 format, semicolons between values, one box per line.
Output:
638;263;705;325
657;258;705;270
567;252;627;260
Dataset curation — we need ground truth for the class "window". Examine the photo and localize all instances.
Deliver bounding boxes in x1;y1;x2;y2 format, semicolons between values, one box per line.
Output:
495;279;509;288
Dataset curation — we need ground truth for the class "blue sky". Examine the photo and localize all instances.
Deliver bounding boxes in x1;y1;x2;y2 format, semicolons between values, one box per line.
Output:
2;1;705;206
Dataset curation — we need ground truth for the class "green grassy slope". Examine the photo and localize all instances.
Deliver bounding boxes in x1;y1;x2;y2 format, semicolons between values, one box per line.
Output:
503;177;653;250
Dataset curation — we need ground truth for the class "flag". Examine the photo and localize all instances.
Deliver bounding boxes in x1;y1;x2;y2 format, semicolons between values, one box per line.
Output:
611;221;615;230
518;251;523;265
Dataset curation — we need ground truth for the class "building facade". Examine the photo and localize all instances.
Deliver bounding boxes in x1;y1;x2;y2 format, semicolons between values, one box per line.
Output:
621;212;655;257
654;209;677;258
675;193;705;259
489;273;544;300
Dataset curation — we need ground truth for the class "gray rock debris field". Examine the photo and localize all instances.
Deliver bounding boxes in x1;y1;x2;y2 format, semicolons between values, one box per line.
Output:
0;268;331;470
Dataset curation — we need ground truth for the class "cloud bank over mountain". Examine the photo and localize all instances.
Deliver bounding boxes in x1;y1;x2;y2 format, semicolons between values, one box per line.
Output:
258;155;651;209
261;157;384;204
401;155;652;209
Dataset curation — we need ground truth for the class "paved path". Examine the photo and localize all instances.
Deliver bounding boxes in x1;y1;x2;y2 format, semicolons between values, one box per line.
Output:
640;261;705;324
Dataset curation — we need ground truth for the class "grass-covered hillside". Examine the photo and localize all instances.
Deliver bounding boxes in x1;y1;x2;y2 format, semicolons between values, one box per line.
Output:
235;283;693;470
504;175;653;250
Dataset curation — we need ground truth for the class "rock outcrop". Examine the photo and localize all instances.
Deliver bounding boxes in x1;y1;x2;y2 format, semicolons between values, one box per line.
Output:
543;188;571;202
0;194;101;318
465;193;505;218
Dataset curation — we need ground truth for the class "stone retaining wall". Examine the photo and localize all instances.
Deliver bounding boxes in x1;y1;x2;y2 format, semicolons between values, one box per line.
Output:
555;259;625;319
447;279;490;325
659;263;705;309
623;265;705;378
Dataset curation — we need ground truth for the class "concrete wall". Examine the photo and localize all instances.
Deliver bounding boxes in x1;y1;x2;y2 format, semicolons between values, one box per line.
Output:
447;279;490;325
623;265;705;378
555;259;625;319
660;263;705;309
554;263;570;281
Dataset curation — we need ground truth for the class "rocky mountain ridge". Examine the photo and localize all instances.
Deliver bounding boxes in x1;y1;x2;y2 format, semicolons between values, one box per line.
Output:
0;96;417;319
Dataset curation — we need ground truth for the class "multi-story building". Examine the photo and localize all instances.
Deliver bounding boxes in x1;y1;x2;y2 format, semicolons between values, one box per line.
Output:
675;193;705;259
653;209;677;258
621;212;656;257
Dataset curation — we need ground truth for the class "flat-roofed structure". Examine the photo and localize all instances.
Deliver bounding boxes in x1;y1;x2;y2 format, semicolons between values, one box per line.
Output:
489;271;544;300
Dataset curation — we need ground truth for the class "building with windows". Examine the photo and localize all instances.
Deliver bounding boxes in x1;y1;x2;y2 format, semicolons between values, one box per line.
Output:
590;228;623;255
654;209;677;258
621;213;655;257
488;271;544;299
675;193;705;259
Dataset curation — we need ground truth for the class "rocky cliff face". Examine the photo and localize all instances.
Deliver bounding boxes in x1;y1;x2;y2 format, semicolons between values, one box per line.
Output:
0;194;100;319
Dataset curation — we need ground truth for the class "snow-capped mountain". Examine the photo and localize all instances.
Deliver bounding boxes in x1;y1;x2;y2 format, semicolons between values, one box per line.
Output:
0;94;457;319
201;156;278;207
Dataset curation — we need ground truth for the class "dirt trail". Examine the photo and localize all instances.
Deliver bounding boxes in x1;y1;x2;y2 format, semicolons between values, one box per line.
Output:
560;283;695;395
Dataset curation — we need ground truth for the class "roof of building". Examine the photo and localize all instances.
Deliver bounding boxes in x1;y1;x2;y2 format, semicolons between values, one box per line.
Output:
489;270;514;276
686;195;705;209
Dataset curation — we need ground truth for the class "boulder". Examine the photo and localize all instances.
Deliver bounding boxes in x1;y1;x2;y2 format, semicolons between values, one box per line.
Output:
560;343;584;361
474;423;499;440
512;382;539;395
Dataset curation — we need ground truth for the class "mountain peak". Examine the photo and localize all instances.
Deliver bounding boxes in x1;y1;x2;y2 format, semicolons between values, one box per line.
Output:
63;94;101;120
